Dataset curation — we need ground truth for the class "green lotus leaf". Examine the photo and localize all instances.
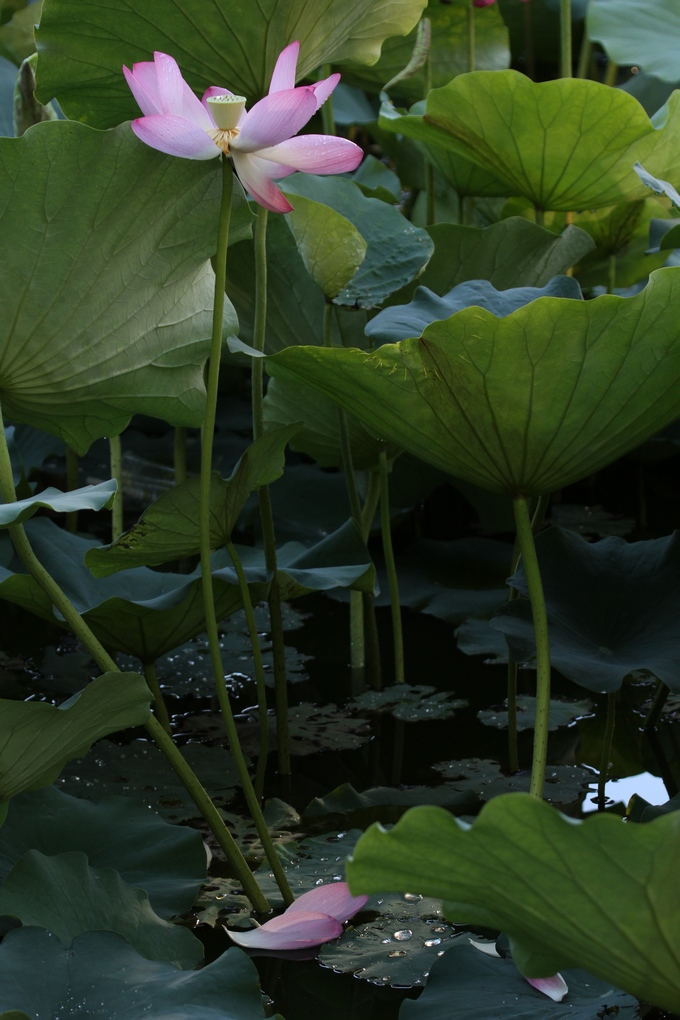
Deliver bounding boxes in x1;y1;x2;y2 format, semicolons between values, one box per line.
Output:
0;1;40;65
265;267;680;495
285;194;367;300
477;695;593;732
491;527;680;694
0;928;268;1018
0;671;151;801
0;121;249;453
85;424;302;575
0;478;116;526
35;0;427;125
282;174;434;308
390;70;680;211
0;518;270;660
400;945;638;1019
383;218;595;307
0;786;206;919
0;850;202;967
588;0;680;84
347;794;680;1013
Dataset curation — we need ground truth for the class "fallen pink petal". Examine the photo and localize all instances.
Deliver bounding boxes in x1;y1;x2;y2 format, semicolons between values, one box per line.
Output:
123;40;363;212
525;973;570;1002
225;882;368;950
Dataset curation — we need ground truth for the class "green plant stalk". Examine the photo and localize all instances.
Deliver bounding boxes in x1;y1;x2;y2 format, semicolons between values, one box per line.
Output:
250;203;291;781
0;406;268;911
467;4;475;73
576;33;593;79
109;434;123;541
226;538;269;800
64;446;80;534
603;59;618;88
362;470;383;690
607;253;617;295
174;427;187;486
143;660;172;736
379;451;404;685
560;0;572;78
512;495;551;800
597;690;617;811
320;65;336;136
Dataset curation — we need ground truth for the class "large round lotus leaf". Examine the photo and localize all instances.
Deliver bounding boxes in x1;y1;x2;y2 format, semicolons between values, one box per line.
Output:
265;267;680;496
347;794;680;1013
0;928;268;1019
388;70;680;211
491;527;680;694
588;0;680;83
0;121;246;454
0;786;205;919
35;0;427;125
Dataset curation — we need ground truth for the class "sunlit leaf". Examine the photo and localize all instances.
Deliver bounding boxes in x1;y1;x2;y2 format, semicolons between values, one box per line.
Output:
285;195;367;300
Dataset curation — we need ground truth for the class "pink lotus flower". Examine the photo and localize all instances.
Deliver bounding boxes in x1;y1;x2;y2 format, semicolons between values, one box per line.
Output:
469;939;568;1002
123;42;363;213
473;0;527;6
226;882;368;950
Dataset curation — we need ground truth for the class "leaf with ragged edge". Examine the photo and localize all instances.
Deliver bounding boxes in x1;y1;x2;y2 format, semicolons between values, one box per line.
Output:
350;684;467;723
588;0;680;83
491;527;680;694
0;518;270;660
35;0;427;125
0;672;151;801
366;276;582;345
265;267;680;496
285;195;367;300
432;759;595;808
0;850;202;968
85;424;302;575
282;174;434;308
0;479;116;527
347;794;680;1013
477;696;593;732
385;219;595;307
635;161;680;208
302;783;479;832
389;71;680;211
399;945;639;1019
0;786;206;919
0;121;249;454
57;739;241;822
0;928;268;1018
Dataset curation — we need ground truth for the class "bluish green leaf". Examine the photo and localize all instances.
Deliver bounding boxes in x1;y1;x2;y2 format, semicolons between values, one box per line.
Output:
588;0;680;83
0;478;116;526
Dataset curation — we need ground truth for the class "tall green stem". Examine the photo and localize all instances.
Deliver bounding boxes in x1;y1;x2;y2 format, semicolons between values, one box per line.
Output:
467;4;475;73
250;204;291;781
576;33;593;79
199;162;292;904
560;0;572;78
227;539;269;800
109;434;123;541
512;495;551;799
143;660;172;735
0;408;268;911
379;451;404;685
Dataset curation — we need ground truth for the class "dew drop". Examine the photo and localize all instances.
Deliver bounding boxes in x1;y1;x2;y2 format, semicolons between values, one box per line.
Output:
393;929;413;941
424;938;442;947
388;950;407;958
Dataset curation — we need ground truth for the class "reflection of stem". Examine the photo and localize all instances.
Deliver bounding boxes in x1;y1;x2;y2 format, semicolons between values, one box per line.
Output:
512;496;551;800
109;434;123;541
143;660;172;735
467;5;475;73
174;427;187;486
644;680;669;730
0;400;269;911
597;690;617;811
379;451;404;685
65;446;79;534
227;539;269;800
199;162;292;905
560;0;572;78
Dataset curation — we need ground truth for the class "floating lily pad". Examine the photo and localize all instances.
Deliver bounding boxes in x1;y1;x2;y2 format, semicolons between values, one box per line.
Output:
0;479;116;527
57;739;242;822
0;928;269;1019
366;277;582;344
320;894;462;987
351;684;467;723
431;759;595;808
0;785;206;919
588;0;680;83
0;850;202;968
400;944;639;1019
491;527;680;694
255;830;364;908
36;0;427;122
477;696;594;732
266;267;680;495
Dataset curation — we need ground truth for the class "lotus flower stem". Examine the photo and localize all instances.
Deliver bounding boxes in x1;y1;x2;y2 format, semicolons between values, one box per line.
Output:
249;204;292;781
597;690;617;811
576;34;593;80
226;539;269;800
143;660;172;736
379;450;405;685
603;60;618;88
560;0;572;78
0;404;269;910
109;434;124;541
512;495;551;799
